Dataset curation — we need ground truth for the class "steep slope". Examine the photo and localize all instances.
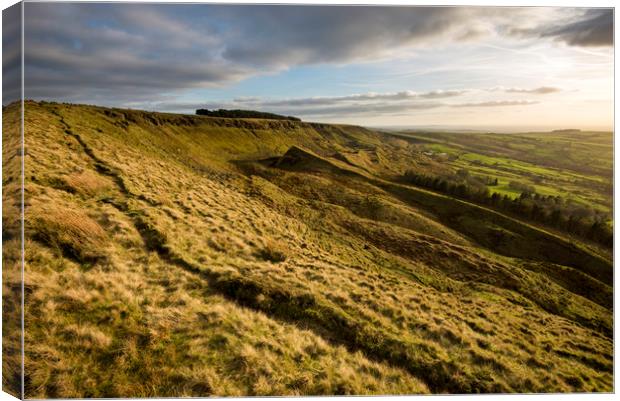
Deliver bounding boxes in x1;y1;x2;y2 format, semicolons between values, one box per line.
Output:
5;101;613;397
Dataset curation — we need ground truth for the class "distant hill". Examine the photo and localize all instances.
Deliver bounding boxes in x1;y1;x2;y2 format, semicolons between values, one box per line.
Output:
196;108;301;121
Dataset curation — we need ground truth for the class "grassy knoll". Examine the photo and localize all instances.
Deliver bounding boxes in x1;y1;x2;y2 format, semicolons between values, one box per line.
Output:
3;101;613;397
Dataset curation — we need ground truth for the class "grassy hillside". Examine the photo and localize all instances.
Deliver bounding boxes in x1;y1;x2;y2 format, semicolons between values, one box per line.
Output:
2;101;613;397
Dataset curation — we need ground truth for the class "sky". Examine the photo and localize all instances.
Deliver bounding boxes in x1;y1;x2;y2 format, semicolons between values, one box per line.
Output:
3;3;614;130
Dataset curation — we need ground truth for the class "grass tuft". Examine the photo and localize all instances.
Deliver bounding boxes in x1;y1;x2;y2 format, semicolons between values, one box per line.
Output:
256;239;288;263
60;170;113;197
29;205;108;263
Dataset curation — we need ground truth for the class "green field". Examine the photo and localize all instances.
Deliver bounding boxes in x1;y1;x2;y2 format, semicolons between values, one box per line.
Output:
402;131;612;214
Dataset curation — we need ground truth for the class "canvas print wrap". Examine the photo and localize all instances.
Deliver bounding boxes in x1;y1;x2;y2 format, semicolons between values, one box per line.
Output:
1;2;614;398
3;1;23;399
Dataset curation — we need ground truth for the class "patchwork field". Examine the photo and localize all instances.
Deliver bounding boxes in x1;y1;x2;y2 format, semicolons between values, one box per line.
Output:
2;101;613;397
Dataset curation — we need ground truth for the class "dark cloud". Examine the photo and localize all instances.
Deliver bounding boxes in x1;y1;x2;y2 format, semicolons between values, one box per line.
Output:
22;3;252;104
508;9;613;47
218;6;470;67
542;9;613;47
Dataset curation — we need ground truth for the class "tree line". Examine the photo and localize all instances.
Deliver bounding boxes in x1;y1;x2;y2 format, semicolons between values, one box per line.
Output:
196;108;301;121
402;169;612;248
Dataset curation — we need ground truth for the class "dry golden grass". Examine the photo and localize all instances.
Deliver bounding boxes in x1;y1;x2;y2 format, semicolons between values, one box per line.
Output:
60;170;113;197
5;101;612;397
29;205;108;262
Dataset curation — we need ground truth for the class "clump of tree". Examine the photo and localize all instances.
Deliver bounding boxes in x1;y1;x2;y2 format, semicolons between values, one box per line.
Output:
402;169;612;248
403;168;491;204
196;109;301;121
508;180;536;194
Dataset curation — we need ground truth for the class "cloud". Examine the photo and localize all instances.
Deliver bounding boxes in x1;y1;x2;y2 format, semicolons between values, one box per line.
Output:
18;4;609;105
491;86;562;94
452;100;539;108
22;3;253;104
142;88;546;119
507;9;613;47
195;89;465;117
136;89;461;117
217;6;475;67
251;89;467;108
541;9;613;47
505;86;561;94
417;90;469;99
286;102;444;117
